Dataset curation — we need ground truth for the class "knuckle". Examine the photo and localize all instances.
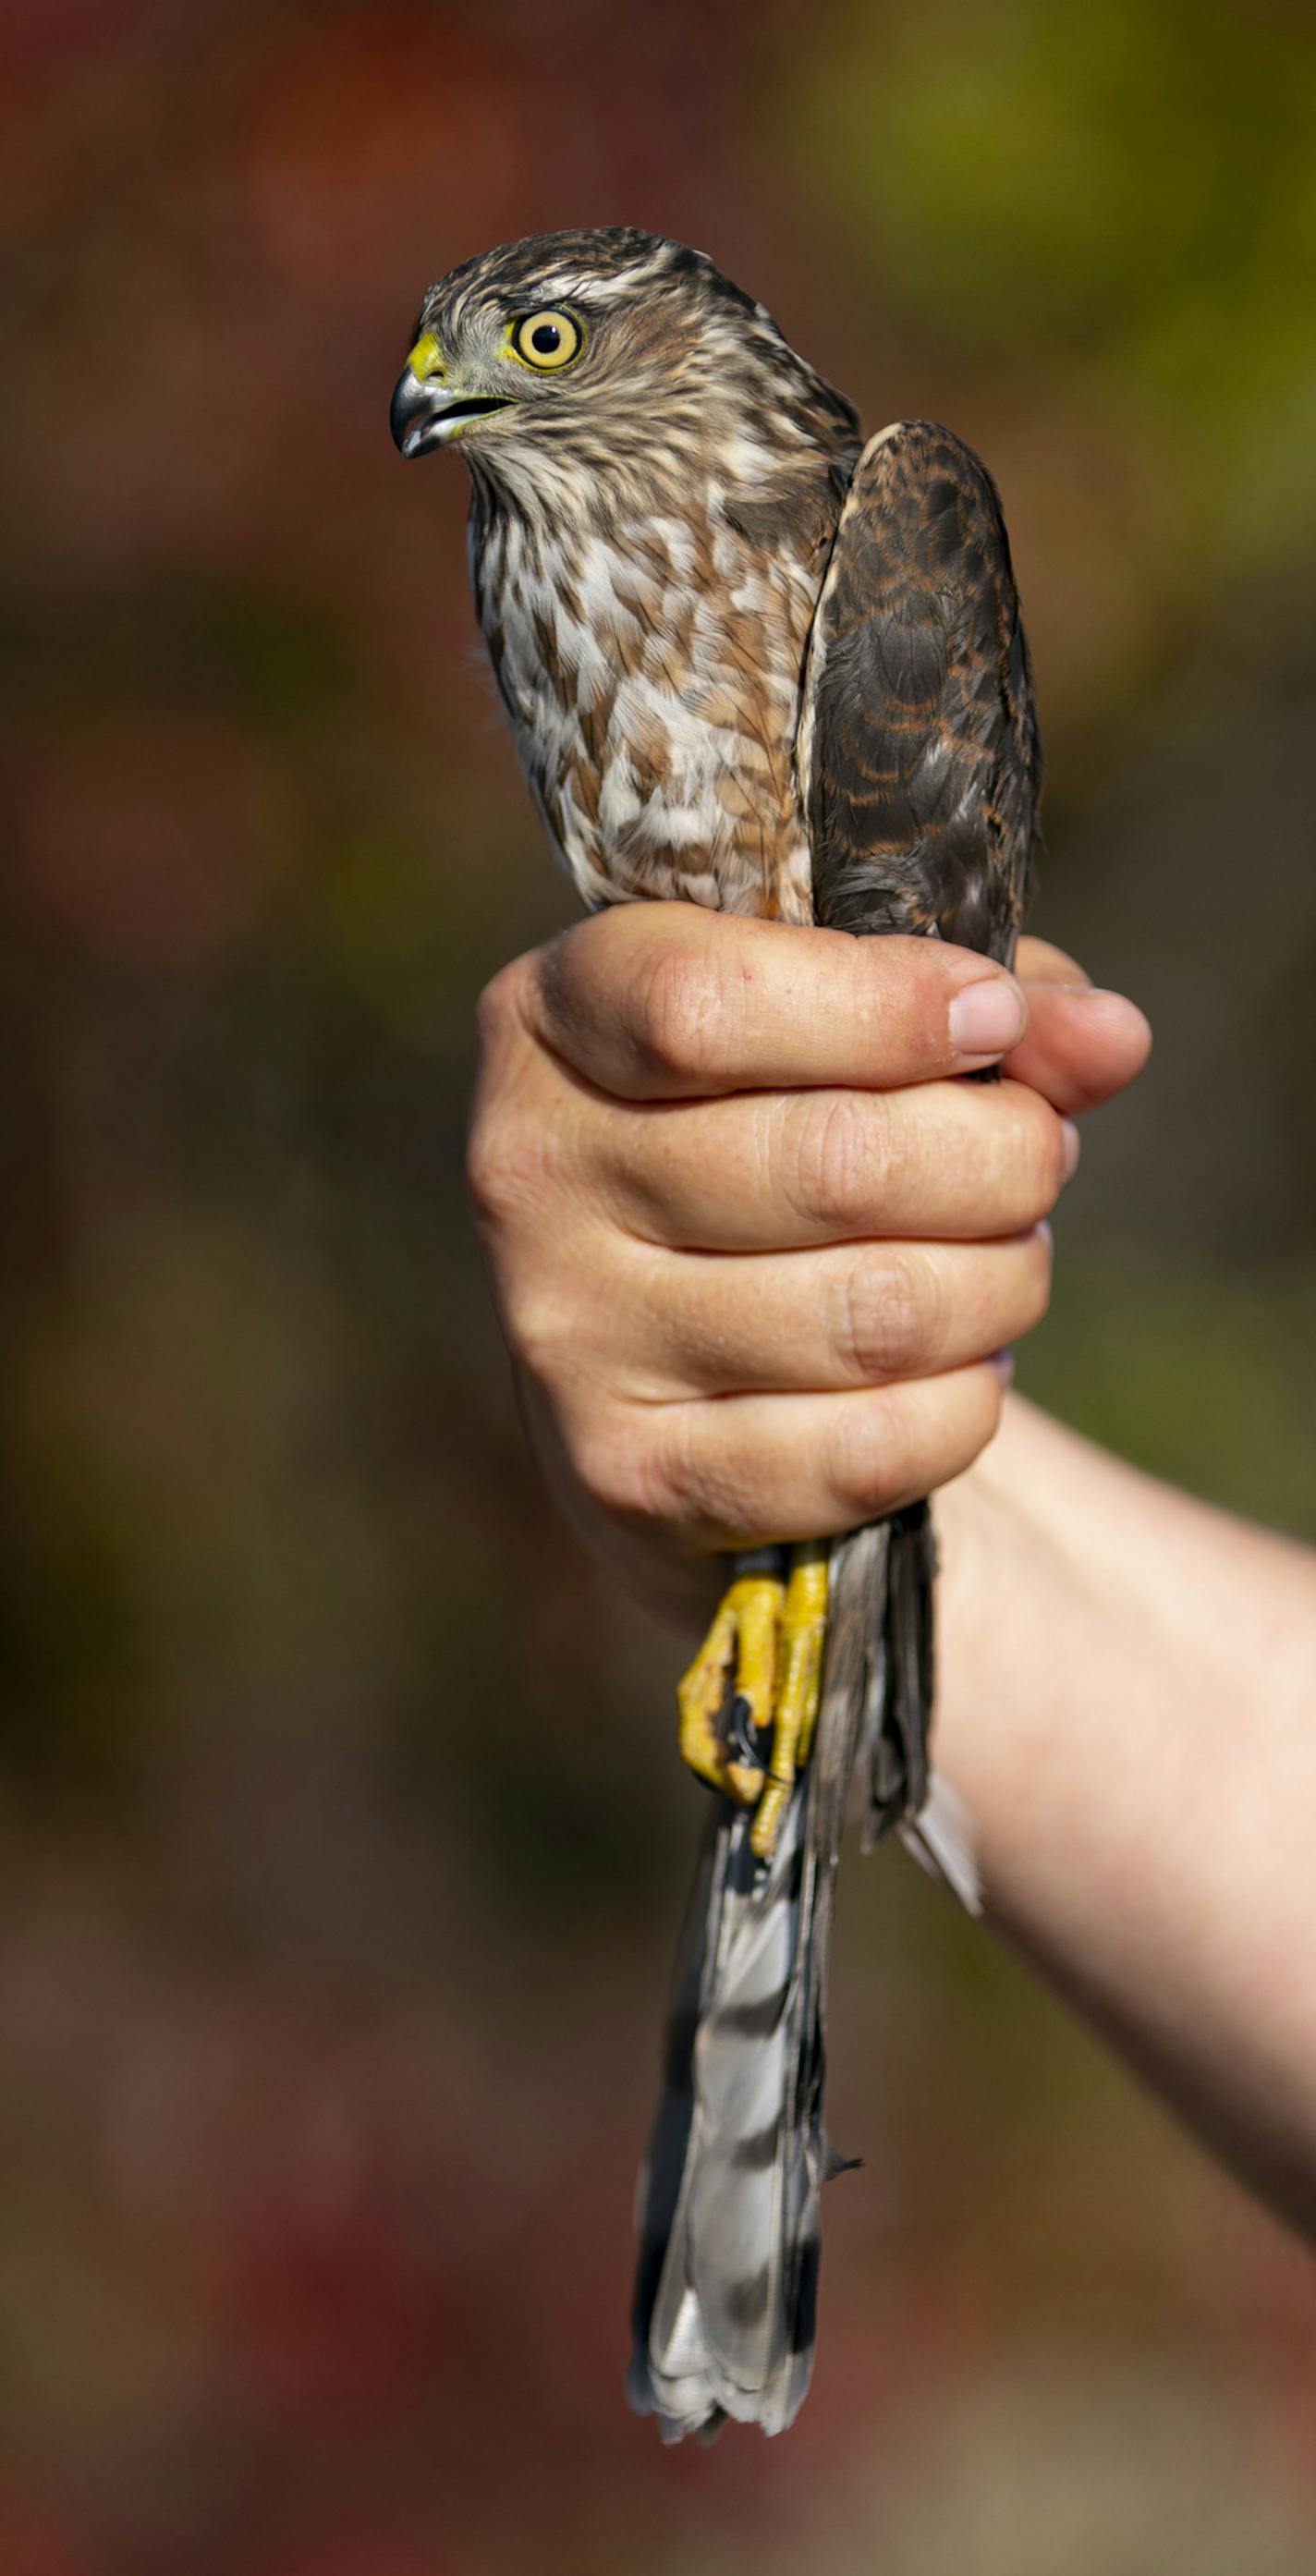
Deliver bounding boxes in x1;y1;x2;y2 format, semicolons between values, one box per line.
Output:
573;1413;654;1523
473;954;532;1062
791;1093;896;1232
644;1411;708;1528
835;1247;938;1383
501;1285;573;1387
469;960;554;1230
646;1412;758;1543
833;1386;915;1518
535;910;616;1037
630;946;731;1089
465;1102;555;1232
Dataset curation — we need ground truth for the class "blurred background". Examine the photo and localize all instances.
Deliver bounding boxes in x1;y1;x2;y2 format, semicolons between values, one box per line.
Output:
4;0;1316;2566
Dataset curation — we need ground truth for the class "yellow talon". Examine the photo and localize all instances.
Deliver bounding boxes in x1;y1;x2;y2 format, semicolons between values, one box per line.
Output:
677;1558;786;1801
676;1541;833;1855
749;1542;830;1861
677;1595;737;1789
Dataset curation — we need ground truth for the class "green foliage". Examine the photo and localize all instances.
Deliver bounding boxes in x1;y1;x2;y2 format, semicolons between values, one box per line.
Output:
1023;1251;1316;1541
801;0;1316;567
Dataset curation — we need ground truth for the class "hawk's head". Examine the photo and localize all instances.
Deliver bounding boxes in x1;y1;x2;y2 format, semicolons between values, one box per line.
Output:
390;227;859;519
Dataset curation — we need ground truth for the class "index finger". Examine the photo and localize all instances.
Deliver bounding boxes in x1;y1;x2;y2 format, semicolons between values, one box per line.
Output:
1009;934;1152;1115
530;902;1027;1101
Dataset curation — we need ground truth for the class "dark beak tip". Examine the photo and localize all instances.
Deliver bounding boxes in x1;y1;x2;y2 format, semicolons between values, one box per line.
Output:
390;366;449;458
389;372;423;458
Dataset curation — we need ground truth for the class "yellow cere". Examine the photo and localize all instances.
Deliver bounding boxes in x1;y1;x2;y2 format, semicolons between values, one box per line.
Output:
406;332;445;384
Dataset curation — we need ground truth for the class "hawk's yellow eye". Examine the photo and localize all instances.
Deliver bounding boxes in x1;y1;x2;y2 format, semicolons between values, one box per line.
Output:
510;310;583;371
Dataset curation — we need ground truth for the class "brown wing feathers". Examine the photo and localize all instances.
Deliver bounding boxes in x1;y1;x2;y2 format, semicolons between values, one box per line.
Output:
803;420;1040;960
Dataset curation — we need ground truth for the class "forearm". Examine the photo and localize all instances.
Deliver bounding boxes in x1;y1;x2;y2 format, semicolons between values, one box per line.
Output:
935;1396;1316;2231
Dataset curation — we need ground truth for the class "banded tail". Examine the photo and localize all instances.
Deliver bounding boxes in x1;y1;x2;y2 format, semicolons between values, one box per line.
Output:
629;1513;978;2438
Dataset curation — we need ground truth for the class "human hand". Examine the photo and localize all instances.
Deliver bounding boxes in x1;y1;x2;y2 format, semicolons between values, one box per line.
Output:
468;904;1151;1628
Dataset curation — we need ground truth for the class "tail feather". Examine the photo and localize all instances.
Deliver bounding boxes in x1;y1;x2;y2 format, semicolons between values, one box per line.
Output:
633;1791;821;2436
863;1501;934;1842
875;1506;982;1910
628;1822;725;2423
630;1523;888;2439
630;1508;981;2437
899;1772;982;1915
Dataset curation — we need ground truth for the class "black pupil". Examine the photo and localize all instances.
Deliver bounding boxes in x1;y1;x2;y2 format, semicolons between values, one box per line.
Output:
530;321;562;355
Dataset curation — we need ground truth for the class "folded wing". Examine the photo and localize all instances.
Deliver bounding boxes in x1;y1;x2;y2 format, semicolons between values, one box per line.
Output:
798;417;1040;959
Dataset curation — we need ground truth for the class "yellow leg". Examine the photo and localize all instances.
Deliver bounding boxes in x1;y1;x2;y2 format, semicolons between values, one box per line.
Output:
749;1542;831;1861
677;1553;786;1803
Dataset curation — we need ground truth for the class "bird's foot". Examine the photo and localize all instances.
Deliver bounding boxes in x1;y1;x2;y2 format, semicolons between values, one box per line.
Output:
750;1542;830;1860
677;1550;786;1803
676;1542;831;1861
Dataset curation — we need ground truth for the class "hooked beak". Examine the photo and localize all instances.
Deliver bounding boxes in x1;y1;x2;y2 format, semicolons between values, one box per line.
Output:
390;366;513;458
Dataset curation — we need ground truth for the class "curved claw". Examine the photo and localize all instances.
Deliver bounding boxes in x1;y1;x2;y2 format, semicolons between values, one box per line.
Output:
677;1560;786;1803
675;1542;833;1857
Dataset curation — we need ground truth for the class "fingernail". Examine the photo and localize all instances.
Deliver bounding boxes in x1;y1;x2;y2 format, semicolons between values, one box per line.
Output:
1061;1118;1080;1179
949;975;1027;1059
988;1347;1015;1387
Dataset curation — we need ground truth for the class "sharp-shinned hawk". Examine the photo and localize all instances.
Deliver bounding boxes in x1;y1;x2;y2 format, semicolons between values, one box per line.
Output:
391;226;1040;2438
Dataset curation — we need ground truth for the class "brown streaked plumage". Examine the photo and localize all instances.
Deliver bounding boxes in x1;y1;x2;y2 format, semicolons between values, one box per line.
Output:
391;226;1040;2439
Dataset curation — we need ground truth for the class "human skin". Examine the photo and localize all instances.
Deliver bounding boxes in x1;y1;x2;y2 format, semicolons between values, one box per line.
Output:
469;903;1316;2233
468;903;1149;1627
935;1402;1316;2238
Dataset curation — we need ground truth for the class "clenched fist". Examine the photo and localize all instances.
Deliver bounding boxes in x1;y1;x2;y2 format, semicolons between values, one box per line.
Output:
468;903;1150;1627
